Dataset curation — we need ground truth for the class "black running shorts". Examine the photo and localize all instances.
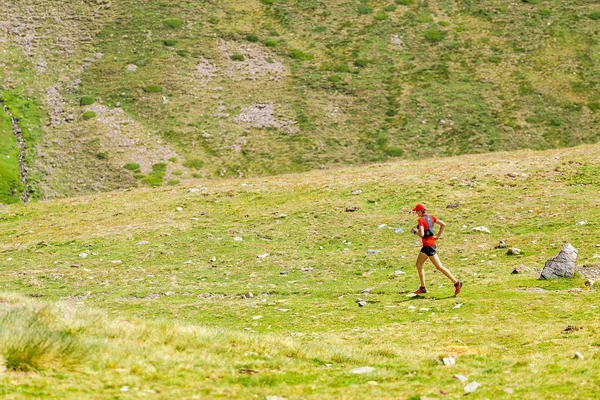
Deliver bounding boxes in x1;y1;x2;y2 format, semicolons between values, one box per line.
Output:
420;246;437;256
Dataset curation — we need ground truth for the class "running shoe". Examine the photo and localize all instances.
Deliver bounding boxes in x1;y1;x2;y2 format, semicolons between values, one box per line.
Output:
454;281;463;296
413;286;428;294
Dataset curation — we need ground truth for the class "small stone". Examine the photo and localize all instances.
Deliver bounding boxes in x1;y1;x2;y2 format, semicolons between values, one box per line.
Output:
495;240;508;249
357;301;367;307
504;388;514;395
446;203;459;209
210;256;216;263
233;237;243;241
362;288;374;293
265;396;287;400
120;386;130;392
442;356;456;366
471;226;491;234
138;241;149;245
257;253;270;258
454;374;468;383
394;228;404;233
346;206;360;212
453;303;462;309
252;315;263;320
350;366;375;374
367;249;381;254
576;221;587;226
188;188;201;193
279;271;288;275
351;190;362;195
506;248;521;256
176;207;183;212
574;352;584;360
394;270;406;275
78;253;88;258
585;279;594;288
464;381;481;393
378;224;387;229
512;266;528;274
301;267;313;272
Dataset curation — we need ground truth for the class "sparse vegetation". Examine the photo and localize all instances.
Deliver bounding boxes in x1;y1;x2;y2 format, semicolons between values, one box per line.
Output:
163;18;183;29
142;84;162;93
230;53;245;61
142;163;167;186
182;159;204;170
123;162;141;171
163;39;177;47
79;96;94;106
82;111;96;120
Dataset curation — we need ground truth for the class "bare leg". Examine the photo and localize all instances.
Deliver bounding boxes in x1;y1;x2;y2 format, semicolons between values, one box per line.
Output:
415;251;428;287
428;254;458;284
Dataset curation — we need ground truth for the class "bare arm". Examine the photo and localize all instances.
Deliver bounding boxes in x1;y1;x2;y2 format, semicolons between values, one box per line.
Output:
435;219;446;240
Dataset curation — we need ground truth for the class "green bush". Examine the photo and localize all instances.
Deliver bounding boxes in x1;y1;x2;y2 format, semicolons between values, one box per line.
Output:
123;163;140;171
354;59;370;68
96;152;108;160
374;12;387;21
385;147;404;157
183;159;204;170
163;39;177;47
488;55;501;64
79;96;94;106
163;18;183;29
395;0;413;4
168;157;178;162
522;0;541;4
438;20;450;27
172;170;183;176
264;39;279;48
82;111;96;120
230;54;245;61
289;49;313;60
133;173;145;179
143;85;162;93
357;6;373;15
176;50;188;57
192;173;202;178
167;180;180;185
588;102;600;112
142;163;167;187
590;12;600;20
424;26;445;42
246;34;259;42
540;9;552;17
384;5;397;12
260;0;273;4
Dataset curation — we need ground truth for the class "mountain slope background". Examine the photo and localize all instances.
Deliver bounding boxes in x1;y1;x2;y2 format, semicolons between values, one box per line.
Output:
1;0;600;203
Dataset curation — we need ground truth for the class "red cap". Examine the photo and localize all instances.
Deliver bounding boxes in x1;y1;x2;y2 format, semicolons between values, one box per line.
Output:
412;203;427;212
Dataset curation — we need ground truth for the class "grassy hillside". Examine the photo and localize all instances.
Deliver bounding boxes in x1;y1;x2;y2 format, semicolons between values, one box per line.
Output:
0;144;599;398
1;0;600;201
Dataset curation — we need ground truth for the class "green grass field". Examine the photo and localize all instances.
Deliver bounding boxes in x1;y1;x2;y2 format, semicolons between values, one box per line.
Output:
1;144;599;398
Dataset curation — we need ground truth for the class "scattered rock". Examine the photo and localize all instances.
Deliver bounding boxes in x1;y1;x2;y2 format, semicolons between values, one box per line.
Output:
495;240;508;249
464;381;481;393
394;270;406;276
138;241;149;245
563;325;582;333
442;356;456;366
238;368;259;374
576;221;587;226
506;248;521;256
512;266;528;274
391;34;404;48
367;249;381;254
351;189;362;195
446;203;459;209
453;303;462;309
378;224;387;229
471;226;491;234
362;288;374;293
504;388;514;395
394;228;404;234
585;279;595;288
350;366;375;374
265;396;287;400
301;267;313;273
257;253;270;258
279;271;288;275
241;292;253;299
233;103;298;134
574;352;584;360
78;253;88;258
126;64;137;72
233;237;243;241
176;207;183;212
345;206;360;212
454;374;468;383
540;243;578;279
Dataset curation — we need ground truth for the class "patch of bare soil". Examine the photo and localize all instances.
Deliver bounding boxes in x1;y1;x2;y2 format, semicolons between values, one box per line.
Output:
233;103;298;134
218;40;286;82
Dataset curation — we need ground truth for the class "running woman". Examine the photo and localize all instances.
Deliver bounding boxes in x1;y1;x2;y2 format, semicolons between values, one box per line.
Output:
410;203;462;296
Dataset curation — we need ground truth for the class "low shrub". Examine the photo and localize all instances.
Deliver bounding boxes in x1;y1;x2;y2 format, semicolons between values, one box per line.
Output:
172;170;183;176
385;147;404;157
82;111;96;120
230;54;245;61
80;96;94;106
96;152;108;160
143;85;162;93
522;0;541;4
167;180;180;185
133;173;145;179
354;59;370;68
163;18;183;29
384;5;397;12
169;157;178;162
183;159;204;170
395;0;413;4
260;0;274;5
590;12;600;20
246;34;259;42
424;26;445;42
163;39;177;47
123;163;140;171
588;102;600;112
438;20;450;27
358;6;373;15
374;12;387;21
142;163;167;187
265;39;279;48
289;49;313;60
